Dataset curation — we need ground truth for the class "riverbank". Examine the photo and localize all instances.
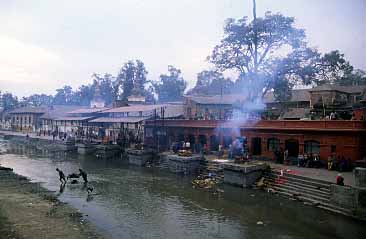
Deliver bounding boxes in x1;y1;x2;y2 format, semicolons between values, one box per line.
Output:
0;168;103;239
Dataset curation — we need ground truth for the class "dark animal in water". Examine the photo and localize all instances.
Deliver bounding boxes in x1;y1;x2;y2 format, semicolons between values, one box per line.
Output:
70;180;78;184
67;173;80;180
87;186;94;195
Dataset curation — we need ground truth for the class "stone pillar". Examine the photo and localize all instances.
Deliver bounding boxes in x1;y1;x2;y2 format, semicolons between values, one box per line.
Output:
354;168;366;219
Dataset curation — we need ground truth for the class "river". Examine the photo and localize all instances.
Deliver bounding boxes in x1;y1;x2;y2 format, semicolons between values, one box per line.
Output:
0;139;364;239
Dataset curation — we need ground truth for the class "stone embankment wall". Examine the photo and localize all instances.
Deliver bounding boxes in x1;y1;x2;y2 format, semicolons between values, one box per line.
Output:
330;168;366;220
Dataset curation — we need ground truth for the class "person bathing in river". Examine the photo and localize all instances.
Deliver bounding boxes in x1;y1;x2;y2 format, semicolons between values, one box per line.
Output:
56;168;66;184
79;169;88;183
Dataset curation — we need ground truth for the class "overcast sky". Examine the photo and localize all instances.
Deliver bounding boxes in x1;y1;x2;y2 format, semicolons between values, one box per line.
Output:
0;0;365;97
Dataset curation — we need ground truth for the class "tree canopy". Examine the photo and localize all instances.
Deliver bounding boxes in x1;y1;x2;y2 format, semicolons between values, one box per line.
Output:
153;65;187;102
188;70;234;96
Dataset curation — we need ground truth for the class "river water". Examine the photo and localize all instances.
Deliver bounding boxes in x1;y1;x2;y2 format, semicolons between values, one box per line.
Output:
0;139;364;239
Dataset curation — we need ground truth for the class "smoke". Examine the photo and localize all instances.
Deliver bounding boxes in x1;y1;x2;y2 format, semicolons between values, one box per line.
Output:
215;74;267;139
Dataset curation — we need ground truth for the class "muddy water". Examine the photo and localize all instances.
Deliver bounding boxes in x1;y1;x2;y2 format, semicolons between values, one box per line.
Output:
0;139;364;239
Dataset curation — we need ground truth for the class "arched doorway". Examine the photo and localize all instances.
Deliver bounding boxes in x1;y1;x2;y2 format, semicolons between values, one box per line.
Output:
285;139;299;158
251;137;262;155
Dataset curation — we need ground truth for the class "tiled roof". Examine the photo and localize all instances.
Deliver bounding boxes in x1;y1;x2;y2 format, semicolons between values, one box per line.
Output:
264;89;310;103
88;117;149;123
186;94;246;105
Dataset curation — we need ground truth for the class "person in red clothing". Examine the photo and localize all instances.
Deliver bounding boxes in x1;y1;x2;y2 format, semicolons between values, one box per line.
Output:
336;173;344;186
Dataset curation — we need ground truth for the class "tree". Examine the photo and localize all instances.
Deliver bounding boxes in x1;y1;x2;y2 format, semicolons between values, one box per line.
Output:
19;94;53;107
154;65;187;102
1;92;19;111
315;50;353;85
208;3;314;101
53;85;73;105
115;60;149;101
188;70;234;95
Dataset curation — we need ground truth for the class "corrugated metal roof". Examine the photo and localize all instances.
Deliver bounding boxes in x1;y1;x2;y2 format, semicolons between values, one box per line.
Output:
163;105;184;118
9;106;47;114
309;85;366;94
264;89;310;104
54;116;92;121
67;107;110;114
41;105;86;119
103;104;166;113
88;117;149;123
282;108;310;119
186;94;247;105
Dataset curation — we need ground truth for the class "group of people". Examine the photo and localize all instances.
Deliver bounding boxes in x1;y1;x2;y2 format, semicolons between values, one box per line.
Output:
56;168;88;184
327;155;352;172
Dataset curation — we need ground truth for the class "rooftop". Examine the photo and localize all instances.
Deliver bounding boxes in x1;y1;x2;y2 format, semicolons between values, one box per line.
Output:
281;108;310;120
40;105;86;119
54;116;93;121
103;104;166;113
264;89;310;104
309;84;366;94
185;94;247;105
88;117;149;123
67;107;110;114
9;106;47;114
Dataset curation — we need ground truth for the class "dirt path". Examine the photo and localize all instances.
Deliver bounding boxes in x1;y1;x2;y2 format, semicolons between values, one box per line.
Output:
0;169;104;239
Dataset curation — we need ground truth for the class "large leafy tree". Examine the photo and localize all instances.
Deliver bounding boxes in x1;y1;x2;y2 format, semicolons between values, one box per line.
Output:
53;85;73;105
154;65;187;102
188;70;234;95
208;0;318;101
315;50;366;86
115;60;149;101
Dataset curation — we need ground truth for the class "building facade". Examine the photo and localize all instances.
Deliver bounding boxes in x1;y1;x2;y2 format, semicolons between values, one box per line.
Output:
144;119;366;163
9;107;47;132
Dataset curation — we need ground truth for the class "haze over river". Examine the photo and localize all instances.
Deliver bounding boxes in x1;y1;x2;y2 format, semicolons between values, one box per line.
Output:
0;139;364;239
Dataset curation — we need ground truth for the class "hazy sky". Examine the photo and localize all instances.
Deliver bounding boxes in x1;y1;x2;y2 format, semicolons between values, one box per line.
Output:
0;0;365;97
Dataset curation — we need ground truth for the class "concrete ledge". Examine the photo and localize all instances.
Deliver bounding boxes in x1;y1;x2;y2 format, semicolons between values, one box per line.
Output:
223;162;268;188
127;149;154;166
166;154;203;175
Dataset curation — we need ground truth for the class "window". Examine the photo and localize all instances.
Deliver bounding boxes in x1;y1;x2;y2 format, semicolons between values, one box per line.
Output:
304;140;320;154
267;138;280;152
29;116;32;123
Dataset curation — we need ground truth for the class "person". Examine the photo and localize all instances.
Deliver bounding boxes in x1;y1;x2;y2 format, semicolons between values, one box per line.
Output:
218;144;223;158
79;169;88;183
330;112;336;120
327;156;333;170
339;156;347;172
336;173;344;186
56;168;66;184
284;149;289;165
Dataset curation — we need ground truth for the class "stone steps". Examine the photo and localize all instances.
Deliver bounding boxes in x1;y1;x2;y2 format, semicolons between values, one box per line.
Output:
273;189;354;216
263;170;354;217
265;177;331;199
266;171;331;190
270;170;332;186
